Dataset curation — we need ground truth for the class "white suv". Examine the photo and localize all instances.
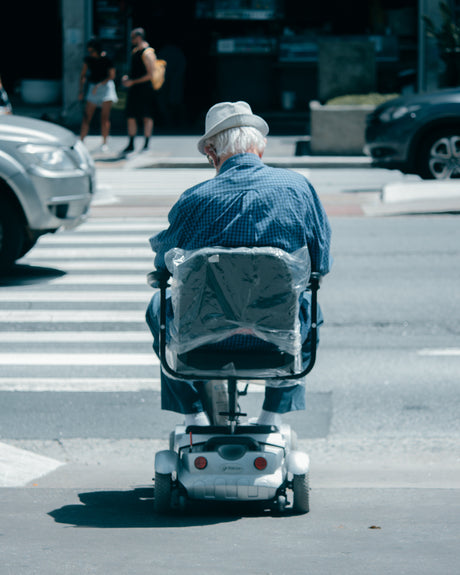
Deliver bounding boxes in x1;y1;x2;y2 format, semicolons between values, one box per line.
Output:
0;115;95;269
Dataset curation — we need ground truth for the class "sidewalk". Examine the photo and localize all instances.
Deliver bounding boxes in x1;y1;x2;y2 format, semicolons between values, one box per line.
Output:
84;135;373;170
86;136;460;215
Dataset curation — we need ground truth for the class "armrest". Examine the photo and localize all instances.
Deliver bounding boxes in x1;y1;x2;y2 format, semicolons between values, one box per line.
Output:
308;272;322;291
146;269;171;288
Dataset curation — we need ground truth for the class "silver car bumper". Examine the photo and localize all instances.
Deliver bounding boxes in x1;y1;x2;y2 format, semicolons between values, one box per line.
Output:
10;167;94;232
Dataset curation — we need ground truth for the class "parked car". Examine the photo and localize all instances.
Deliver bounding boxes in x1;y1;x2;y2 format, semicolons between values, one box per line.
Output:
0;115;95;269
364;88;460;179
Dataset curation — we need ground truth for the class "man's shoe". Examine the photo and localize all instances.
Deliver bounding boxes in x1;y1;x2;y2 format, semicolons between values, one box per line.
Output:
256;409;282;427
184;412;210;427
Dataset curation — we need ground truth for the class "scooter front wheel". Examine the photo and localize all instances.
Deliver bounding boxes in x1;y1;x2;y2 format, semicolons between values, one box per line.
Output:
154;471;172;514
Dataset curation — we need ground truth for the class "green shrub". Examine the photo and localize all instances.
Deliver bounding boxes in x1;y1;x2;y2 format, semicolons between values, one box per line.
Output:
325;93;399;106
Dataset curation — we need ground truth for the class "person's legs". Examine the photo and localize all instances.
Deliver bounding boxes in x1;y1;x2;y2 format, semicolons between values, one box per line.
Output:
100;101;113;145
145;292;208;416
146;290;323;421
259;293;324;420
79;101;97;141
123;117;138;153
142;117;153;149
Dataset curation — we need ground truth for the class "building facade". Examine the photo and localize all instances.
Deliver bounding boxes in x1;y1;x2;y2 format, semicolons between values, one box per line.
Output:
0;0;458;133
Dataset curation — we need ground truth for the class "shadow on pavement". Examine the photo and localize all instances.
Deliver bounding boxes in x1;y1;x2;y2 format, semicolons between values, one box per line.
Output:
0;264;66;286
48;487;297;528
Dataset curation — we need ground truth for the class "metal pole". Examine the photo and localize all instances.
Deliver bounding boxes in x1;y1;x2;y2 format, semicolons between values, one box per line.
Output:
418;0;426;92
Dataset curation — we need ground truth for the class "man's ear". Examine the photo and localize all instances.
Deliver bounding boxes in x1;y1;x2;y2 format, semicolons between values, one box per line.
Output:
204;145;218;168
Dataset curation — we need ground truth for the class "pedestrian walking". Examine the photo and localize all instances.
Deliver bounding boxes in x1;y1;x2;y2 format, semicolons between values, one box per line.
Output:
121;27;157;153
79;38;118;152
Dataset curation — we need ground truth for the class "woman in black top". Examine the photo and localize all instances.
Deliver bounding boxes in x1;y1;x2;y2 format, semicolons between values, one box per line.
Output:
79;38;118;152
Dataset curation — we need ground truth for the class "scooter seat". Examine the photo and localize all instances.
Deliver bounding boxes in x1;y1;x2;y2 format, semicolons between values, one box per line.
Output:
177;348;296;371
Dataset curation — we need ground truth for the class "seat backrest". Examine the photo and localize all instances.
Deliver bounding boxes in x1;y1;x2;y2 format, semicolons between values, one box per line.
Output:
165;246;311;355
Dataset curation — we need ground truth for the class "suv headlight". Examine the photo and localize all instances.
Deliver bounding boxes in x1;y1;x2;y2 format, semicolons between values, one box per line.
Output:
378;104;421;123
17;144;77;171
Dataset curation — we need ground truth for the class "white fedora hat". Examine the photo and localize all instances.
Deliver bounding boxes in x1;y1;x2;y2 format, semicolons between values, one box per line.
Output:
197;101;269;154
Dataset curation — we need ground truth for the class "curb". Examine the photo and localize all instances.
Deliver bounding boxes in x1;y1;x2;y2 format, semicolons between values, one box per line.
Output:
364;180;460;215
96;155;373;170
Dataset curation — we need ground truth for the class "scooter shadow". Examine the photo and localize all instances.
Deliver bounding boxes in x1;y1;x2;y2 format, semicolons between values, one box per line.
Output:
48;487;298;528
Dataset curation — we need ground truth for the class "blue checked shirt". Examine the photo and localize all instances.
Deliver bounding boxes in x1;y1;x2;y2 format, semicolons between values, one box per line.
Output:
150;153;331;274
150;153;331;352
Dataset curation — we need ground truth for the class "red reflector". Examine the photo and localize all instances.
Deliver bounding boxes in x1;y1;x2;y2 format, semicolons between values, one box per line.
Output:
194;456;208;470
254;457;267;471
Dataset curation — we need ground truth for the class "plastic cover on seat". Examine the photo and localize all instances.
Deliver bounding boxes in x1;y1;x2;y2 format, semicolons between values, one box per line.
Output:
164;246;311;368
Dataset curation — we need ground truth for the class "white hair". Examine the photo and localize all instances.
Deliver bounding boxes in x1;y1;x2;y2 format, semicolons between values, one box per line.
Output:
204;126;266;158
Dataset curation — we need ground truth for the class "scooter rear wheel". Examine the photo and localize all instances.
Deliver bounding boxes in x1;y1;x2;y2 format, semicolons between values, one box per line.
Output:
154;471;172;514
292;472;310;514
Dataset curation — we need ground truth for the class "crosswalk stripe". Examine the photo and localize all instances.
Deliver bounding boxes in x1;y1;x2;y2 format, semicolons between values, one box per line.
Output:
37;235;150;244
0;378;265;393
0;331;151;342
32;275;148;285
0;378;161;391
21;261;151;270
0;353;159;365
418;348;460;356
23;247;151;259
0;291;151;302
0;310;144;322
77;222;164;232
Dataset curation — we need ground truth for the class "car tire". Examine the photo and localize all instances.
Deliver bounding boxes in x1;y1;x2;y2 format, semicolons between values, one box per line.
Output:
417;129;460;180
0;196;25;269
17;236;37;259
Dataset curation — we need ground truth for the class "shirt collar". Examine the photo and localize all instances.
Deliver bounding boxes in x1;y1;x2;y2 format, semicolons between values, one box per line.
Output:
218;153;263;175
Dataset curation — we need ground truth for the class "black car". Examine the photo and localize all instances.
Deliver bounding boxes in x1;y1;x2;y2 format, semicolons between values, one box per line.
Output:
364;88;460;179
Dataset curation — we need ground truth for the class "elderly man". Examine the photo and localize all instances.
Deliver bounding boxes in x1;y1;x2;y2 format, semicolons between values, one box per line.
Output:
146;101;331;427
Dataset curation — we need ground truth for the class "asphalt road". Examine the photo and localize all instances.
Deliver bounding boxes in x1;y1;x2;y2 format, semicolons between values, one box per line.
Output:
1;167;459;574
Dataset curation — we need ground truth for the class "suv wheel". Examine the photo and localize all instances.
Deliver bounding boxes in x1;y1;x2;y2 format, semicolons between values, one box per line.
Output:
417;129;460;179
0;196;25;270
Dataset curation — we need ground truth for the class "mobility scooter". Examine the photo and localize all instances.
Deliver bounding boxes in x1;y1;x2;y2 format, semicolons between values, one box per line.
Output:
148;245;321;514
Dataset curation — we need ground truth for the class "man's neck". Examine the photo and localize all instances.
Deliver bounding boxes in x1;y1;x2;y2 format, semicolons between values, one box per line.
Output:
215;149;263;174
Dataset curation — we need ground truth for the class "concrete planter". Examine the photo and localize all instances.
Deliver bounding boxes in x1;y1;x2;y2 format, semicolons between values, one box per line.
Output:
309;100;375;155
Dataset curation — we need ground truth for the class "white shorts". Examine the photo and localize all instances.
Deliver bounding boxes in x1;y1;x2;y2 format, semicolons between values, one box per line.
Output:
86;80;118;106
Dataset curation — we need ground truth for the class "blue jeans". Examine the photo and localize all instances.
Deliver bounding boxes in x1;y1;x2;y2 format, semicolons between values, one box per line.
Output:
145;292;322;415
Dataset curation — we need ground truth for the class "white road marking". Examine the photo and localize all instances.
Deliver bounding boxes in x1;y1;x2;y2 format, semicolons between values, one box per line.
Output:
43;274;147;284
0;442;63;487
0;378;161;391
0;310;145;322
0;331;150;342
77;222;164;232
22;247;151;259
0;353;159;365
0;378;265;393
0;291;151;302
38;235;150;244
19;260;150;270
418;348;460;356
